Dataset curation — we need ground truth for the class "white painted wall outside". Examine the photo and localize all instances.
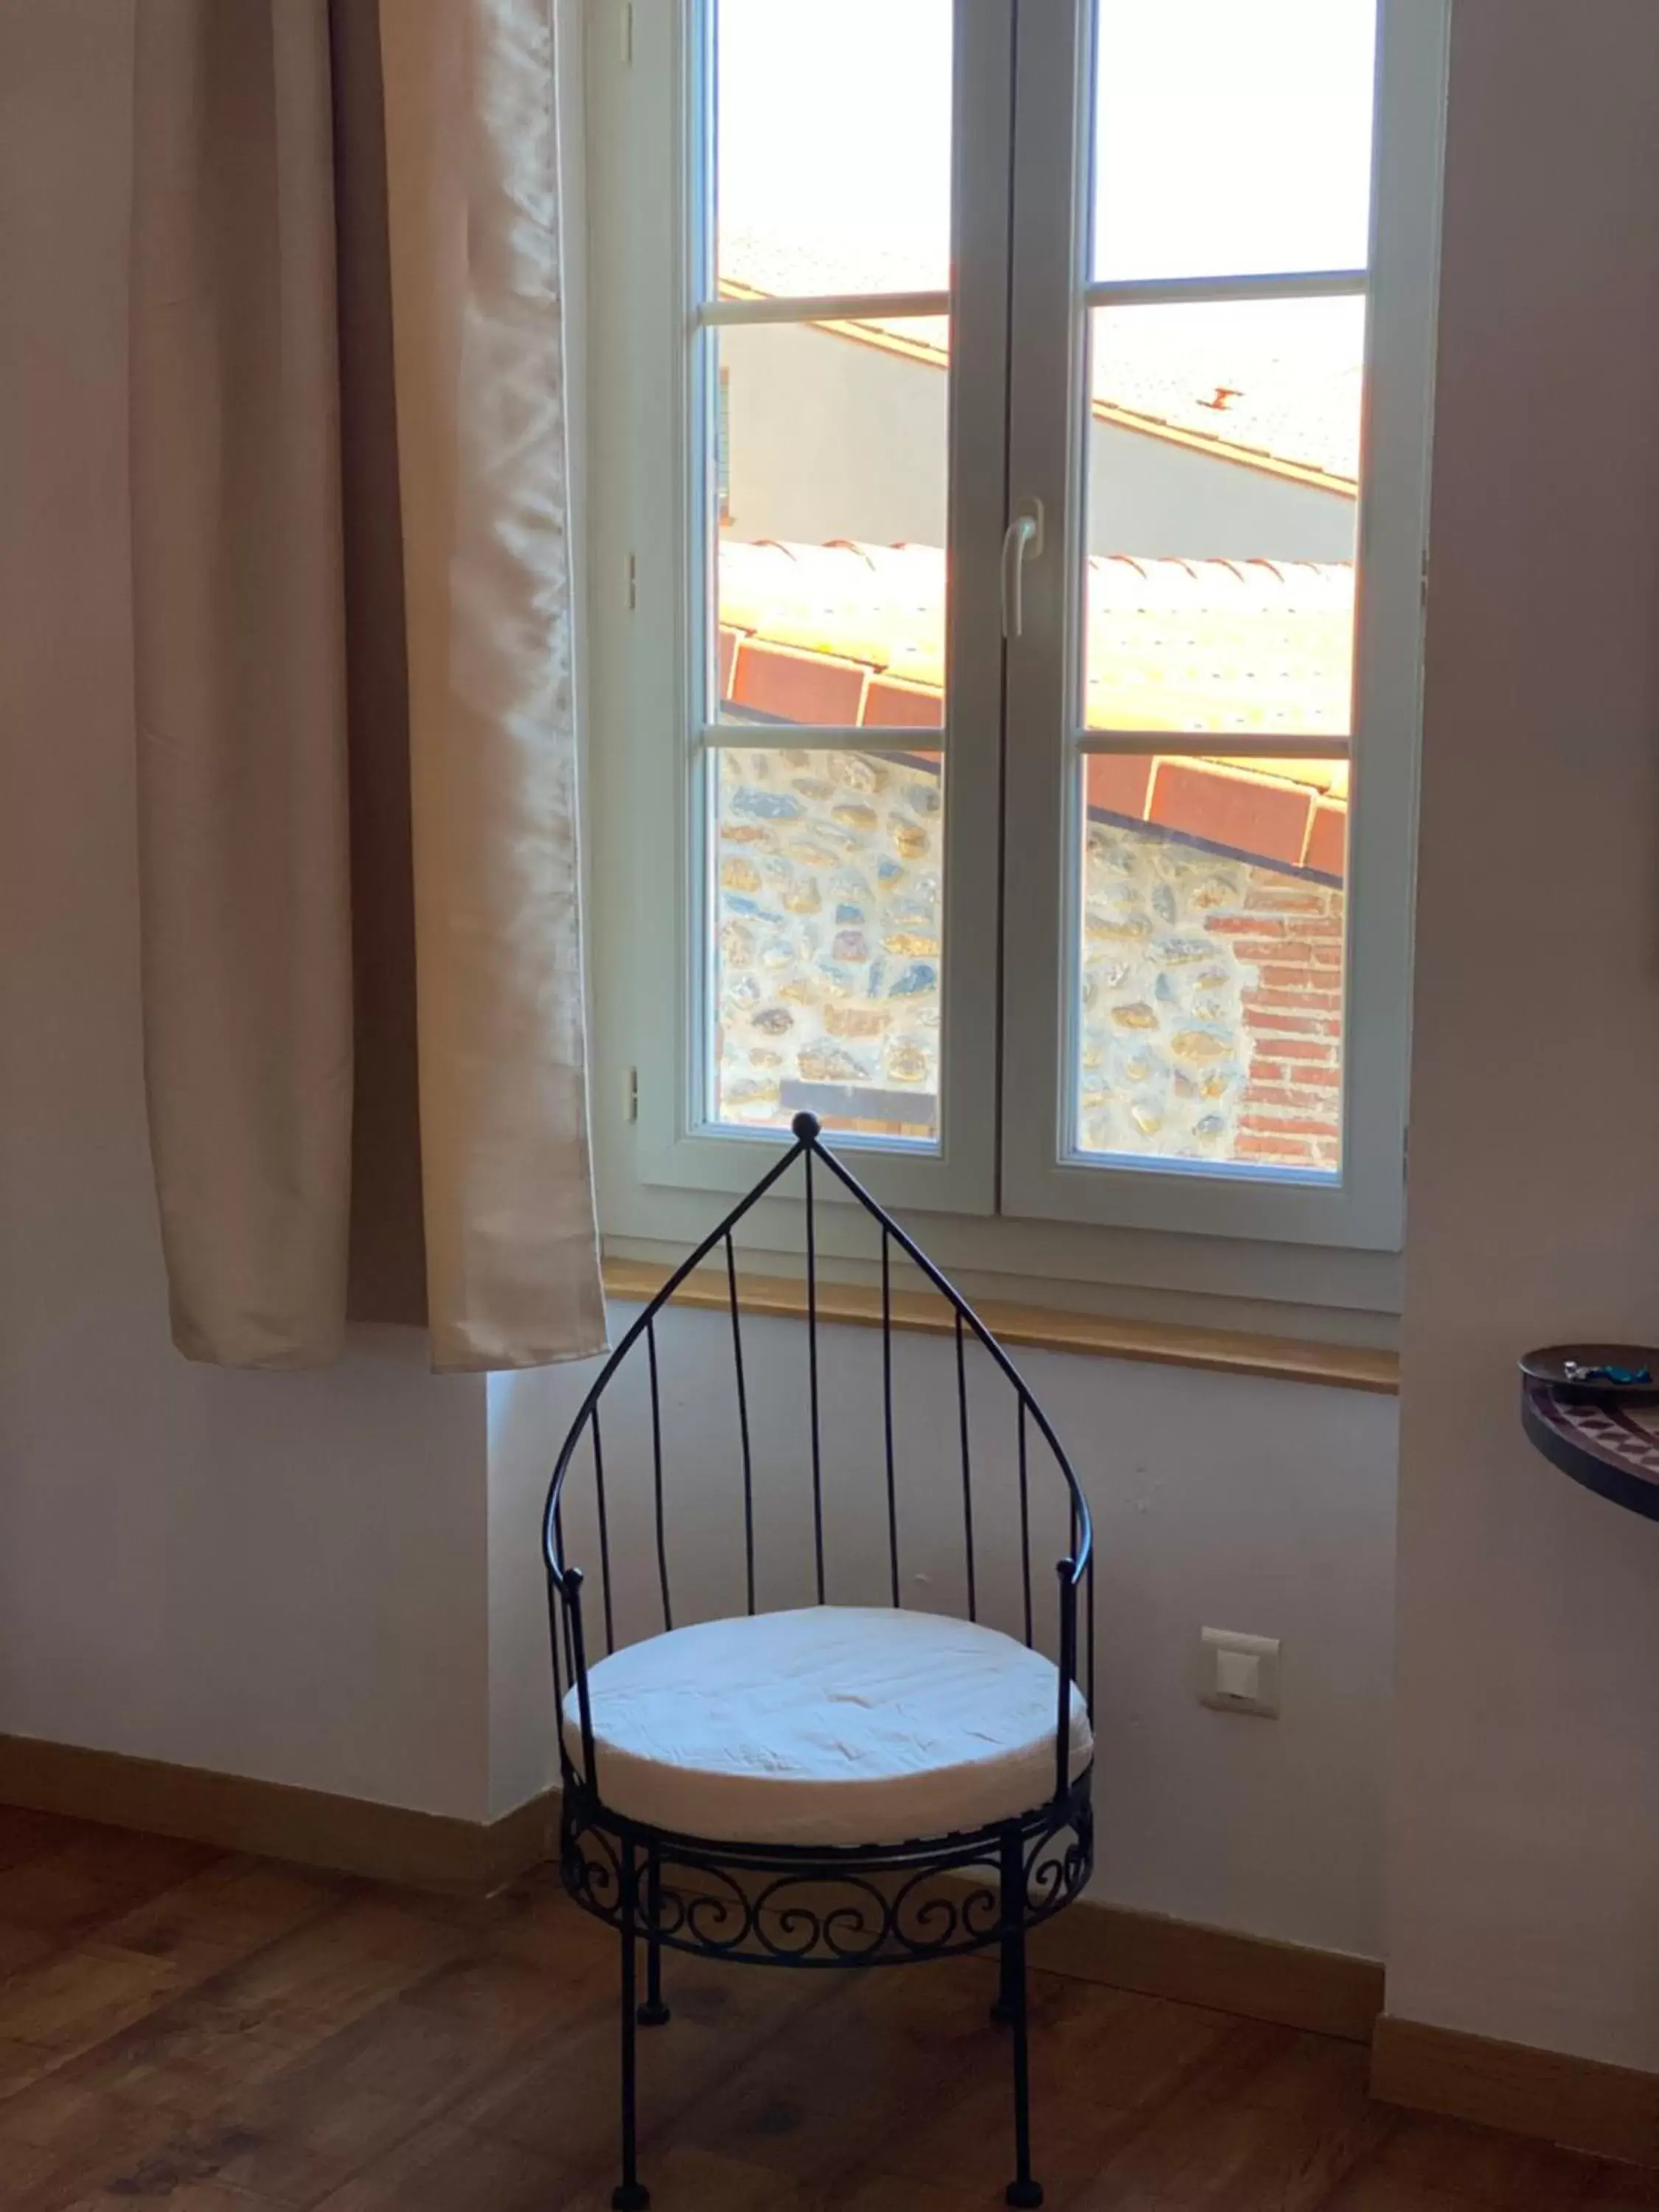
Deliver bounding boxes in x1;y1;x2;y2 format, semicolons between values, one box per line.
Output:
492;1304;1398;1957
724;319;1355;563
1389;0;1659;2073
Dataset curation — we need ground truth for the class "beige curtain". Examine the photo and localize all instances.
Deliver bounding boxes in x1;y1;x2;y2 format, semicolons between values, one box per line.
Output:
128;0;605;1372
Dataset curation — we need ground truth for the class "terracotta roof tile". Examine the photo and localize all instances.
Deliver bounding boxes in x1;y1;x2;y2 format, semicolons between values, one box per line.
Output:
718;538;1350;877
721;539;1352;759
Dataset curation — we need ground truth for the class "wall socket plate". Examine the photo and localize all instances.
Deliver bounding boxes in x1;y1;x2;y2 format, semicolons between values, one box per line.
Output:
1196;1627;1281;1717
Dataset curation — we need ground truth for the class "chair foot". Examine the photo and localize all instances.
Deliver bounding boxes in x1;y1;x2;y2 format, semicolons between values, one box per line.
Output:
611;2187;650;2211
1004;2182;1043;2208
635;2000;671;2027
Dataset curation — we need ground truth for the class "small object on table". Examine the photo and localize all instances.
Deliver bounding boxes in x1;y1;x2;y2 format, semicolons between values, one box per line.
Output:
1517;1343;1659;1398
1562;1358;1651;1387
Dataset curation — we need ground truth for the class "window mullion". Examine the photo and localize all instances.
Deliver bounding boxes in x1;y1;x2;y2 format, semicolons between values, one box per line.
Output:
698;726;957;755
1083;270;1368;311
1077;733;1352;761
700;290;953;328
999;0;1093;1226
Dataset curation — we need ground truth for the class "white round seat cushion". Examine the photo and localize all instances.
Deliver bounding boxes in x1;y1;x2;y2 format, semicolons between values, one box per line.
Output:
562;1604;1093;1848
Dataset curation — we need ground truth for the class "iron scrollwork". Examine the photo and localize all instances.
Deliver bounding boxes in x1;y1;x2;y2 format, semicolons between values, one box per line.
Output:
561;1781;1093;1972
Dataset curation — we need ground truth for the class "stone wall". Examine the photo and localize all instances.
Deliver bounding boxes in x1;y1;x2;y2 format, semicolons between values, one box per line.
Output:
1079;818;1343;1172
713;748;1343;1170
714;748;943;1138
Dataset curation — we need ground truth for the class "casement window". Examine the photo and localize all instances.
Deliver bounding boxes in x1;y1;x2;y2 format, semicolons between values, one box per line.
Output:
585;0;1447;1294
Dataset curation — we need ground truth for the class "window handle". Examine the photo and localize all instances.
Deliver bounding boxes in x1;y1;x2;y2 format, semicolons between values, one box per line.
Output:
1000;498;1045;639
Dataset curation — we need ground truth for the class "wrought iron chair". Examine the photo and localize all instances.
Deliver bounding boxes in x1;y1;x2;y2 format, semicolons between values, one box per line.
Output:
543;1112;1095;2209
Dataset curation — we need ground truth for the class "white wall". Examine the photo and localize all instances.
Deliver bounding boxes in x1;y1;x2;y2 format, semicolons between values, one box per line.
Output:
0;0;493;1825
1087;417;1354;565
725;320;1354;562
493;1304;1398;1955
1389;0;1659;2070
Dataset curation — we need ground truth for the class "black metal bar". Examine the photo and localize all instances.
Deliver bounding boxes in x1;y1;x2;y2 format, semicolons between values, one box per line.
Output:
591;1408;616;1655
545;1573;568;1783
1086;1551;1096;1720
1001;1823;1040;2207
575;1787;1080;1874
639;1843;669;2027
882;1232;900;1608
992;1934;1018;2025
614;1846;647;2211
543;1113;1093;1616
543;1130;809;1584
1018;1404;1034;1649
956;1310;977;1622
647;1318;672;1632
1054;1559;1077;1805
807;1130;1093;1580
554;1503;575;1681
804;1141;825;1604
992;1863;1019;2026
726;1234;756;1615
568;1569;597;1801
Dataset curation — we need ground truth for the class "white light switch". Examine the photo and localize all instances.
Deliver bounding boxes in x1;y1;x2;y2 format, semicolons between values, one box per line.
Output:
1197;1627;1281;1717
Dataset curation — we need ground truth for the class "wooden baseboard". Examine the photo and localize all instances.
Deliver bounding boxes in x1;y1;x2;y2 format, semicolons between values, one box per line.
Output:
1032;1901;1383;2044
0;1734;1378;2041
1372;2014;1659;2166
0;1733;556;1898
12;1736;1647;2163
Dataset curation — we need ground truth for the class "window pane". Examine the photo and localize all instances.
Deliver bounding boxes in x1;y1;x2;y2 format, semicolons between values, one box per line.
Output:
710;747;944;1143
1091;0;1377;282
714;0;953;301
1073;754;1345;1176
1082;297;1363;735
713;319;948;728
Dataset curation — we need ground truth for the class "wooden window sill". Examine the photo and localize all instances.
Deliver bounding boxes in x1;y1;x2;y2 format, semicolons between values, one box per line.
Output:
601;1259;1399;1396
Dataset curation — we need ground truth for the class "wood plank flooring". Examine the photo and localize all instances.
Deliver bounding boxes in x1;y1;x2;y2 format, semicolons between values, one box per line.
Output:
0;1805;1635;2211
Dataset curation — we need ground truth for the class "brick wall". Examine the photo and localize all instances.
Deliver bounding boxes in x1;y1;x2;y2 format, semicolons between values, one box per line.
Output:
1078;812;1344;1171
1208;880;1345;1170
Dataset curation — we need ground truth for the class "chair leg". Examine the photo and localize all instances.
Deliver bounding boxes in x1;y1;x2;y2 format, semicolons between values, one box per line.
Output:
637;1843;670;2027
613;1846;650;2211
990;1924;1019;2025
1001;1829;1043;2209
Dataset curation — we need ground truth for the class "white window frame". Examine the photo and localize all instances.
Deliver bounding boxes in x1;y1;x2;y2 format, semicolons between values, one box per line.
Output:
1000;0;1447;1251
581;0;1449;1305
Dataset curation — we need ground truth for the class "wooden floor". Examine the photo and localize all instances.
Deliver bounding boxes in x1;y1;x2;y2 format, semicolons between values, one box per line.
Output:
0;1806;1641;2211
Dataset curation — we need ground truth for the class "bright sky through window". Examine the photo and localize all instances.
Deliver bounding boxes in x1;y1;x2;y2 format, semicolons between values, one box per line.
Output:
715;0;1377;294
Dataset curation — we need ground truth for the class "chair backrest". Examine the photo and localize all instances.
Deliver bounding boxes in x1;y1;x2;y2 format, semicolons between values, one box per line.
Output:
543;1113;1094;1790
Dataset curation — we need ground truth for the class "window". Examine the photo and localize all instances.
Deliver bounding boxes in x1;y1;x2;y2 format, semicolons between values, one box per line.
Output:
586;0;1447;1279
